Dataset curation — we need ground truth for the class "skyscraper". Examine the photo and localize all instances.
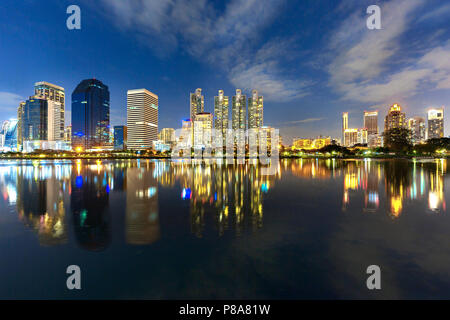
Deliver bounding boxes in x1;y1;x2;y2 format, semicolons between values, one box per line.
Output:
193;112;213;149
248;90;263;129
342;112;348;143
127;88;158;150
427;108;444;140
384;104;406;131
159;128;175;145
364;111;378;135
34;82;65;140
22;97;48;141
17;101;25;149
190;88;204;121
408;117;426;144
232;89;246;146
114;125;127;150
71;79;110;150
214;90;229;146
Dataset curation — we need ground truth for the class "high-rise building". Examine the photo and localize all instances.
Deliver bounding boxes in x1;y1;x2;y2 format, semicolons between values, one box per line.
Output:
34;82;65;140
159;128;175;145
214;90;229;147
408;117;426;144
364;111;378;135
232;89;246;146
114;125;127;150
344;129;358;147
71;79;110;150
64;125;72;142
17;101;25;149
248;89;263;129
384;104;406;131
427;108;444;140
193;112;213;149
179;118;193;148
127;88;158;150
22;97;48;141
342;112;348;143
0;120;18;151
190;88;204;121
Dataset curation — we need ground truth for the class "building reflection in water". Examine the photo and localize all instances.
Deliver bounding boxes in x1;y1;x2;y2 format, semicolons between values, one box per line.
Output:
156;159;280;238
15;161;69;246
71;160;111;251
125;160;160;245
2;158;449;248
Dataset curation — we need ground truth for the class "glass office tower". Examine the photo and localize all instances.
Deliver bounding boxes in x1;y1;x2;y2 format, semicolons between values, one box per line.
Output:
22;97;48;141
71;79;110;150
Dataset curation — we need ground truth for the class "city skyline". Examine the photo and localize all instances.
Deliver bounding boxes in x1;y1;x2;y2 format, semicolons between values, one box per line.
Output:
1;0;450;143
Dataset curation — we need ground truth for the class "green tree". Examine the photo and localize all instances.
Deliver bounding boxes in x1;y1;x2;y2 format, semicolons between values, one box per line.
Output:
383;128;412;152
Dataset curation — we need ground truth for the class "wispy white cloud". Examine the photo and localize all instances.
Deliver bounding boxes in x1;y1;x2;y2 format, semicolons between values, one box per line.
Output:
98;0;308;102
0;92;23;114
328;0;450;105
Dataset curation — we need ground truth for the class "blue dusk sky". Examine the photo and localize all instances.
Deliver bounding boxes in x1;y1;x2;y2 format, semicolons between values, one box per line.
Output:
1;0;450;143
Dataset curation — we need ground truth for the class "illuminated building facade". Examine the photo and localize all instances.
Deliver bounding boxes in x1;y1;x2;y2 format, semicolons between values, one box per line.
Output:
71;79;110;150
190;88;204;120
214;90;229;147
384;104;406;131
232;89;246;146
248;89;263;129
114;125;127;150
159;128;175;145
427;108;444;139
34;81;65;140
193;112;213;149
364;111;378;135
342;112;348;143
408;117;426;144
344;128;358;147
127;88;158;150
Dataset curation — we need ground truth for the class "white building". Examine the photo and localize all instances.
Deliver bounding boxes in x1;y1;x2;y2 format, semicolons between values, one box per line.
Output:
127;89;158;150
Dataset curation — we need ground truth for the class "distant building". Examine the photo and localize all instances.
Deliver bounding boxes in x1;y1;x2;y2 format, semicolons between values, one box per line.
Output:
427;108;444;140
408;117;426;144
384;104;406;131
357;128;368;145
248;89;263;129
72;79;110;150
214;90;229;147
190;88;204;121
159;128;175;145
34;81;65;141
127;88;158;150
193;112;213;149
232;89;246;147
22;97;48;142
342;112;348;143
364;111;378;135
178;119;193;148
293;137;331;150
64;125;72;142
0;119;18;151
17;101;25;150
114;125;127;150
344;129;358;147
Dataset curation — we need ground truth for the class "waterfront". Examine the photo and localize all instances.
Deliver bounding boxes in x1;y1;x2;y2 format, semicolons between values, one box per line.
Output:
1;158;450;299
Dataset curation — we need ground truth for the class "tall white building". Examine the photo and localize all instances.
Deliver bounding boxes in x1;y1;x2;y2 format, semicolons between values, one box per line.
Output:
127;89;158;150
193;112;213;149
232;89;246;146
190;88;204;121
34;81;65;141
248;90;263;129
428;108;444;140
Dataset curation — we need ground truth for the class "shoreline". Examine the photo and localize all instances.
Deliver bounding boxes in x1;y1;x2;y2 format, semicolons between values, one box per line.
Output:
0;155;444;160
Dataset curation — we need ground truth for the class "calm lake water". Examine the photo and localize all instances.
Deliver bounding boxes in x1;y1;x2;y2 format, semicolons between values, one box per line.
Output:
1;158;450;299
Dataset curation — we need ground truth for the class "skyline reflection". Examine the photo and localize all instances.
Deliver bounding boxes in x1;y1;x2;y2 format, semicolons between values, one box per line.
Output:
0;158;448;248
